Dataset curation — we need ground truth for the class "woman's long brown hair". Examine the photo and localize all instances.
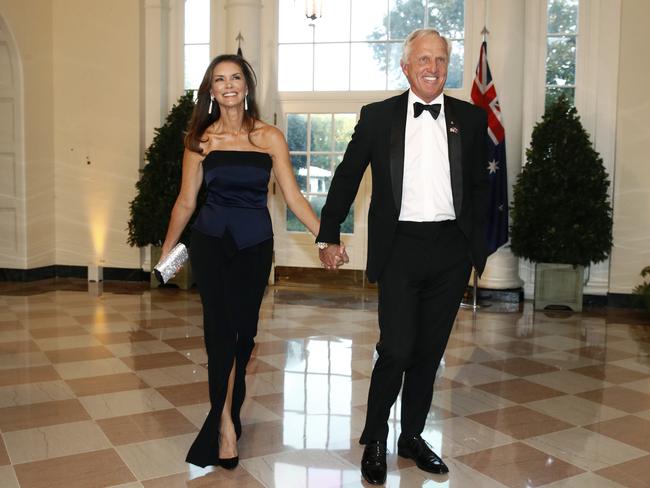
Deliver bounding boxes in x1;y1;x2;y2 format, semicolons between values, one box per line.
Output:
184;54;260;154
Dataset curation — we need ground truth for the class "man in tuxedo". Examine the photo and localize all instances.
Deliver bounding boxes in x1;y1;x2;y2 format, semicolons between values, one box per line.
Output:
316;28;489;484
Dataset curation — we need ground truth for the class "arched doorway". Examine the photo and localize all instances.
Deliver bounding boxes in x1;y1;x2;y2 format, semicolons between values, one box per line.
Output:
0;15;25;268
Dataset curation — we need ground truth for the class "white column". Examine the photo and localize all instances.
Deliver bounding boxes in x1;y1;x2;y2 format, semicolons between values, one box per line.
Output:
223;0;263;73
142;0;173;272
475;0;526;290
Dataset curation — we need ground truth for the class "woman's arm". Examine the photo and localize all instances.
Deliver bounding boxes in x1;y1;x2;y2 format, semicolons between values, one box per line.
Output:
160;148;204;257
267;126;321;237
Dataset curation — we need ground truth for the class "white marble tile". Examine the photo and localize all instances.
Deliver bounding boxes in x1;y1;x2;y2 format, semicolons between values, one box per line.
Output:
0;466;19;488
525;427;647;471
147;326;204;341
0;380;75;408
0;330;32;342
254;353;288;371
246;371;287;397
610;357;650;374
177;402;210;429
440;363;517;386
180;348;208;365
607;341;646;354
116;433;195;480
122;309;178;321
241;449;356;488
53;357;131;379
21;316;79;329
79;388;173;419
135;364;208;388
539;472;627;488
84;322;142;334
531;351;600;370
635;408;650;421
0;351;51;370
526;394;627;426
526;335;585;350
526;370;613;394
432;387;516;416
350;378;372;407
3;420;111;464
34;334;101;350
240;398;283;425
183;315;205;327
106;340;175;357
428;416;517;457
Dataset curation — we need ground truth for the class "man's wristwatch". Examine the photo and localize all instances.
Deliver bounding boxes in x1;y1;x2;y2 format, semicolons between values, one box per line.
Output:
315;242;329;250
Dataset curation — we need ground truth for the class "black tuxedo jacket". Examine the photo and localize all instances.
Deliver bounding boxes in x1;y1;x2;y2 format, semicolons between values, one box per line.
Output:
317;91;489;283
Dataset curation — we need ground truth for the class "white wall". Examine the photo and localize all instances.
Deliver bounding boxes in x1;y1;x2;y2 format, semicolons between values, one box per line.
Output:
52;0;142;269
609;0;650;294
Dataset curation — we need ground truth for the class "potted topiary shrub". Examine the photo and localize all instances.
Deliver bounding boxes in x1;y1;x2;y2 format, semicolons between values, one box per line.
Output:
510;95;613;311
127;91;199;289
634;266;650;311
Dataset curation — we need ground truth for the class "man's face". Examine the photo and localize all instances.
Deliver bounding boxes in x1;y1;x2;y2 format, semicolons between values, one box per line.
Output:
400;34;449;103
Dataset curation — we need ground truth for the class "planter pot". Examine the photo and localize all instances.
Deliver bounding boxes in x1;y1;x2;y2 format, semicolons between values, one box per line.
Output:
534;263;584;312
150;245;193;290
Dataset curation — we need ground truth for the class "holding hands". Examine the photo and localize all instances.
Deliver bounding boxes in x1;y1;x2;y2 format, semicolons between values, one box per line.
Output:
318;242;350;270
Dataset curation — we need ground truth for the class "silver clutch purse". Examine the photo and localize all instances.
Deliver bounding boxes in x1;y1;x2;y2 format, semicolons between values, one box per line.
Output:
153;243;189;285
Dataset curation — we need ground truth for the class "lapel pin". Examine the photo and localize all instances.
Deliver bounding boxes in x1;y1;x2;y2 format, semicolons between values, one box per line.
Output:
449;126;459;134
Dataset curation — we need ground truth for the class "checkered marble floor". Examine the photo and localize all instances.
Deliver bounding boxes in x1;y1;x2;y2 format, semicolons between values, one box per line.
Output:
1;279;650;487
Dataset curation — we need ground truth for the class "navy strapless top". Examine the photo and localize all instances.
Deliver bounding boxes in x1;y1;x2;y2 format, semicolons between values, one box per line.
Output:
192;150;273;249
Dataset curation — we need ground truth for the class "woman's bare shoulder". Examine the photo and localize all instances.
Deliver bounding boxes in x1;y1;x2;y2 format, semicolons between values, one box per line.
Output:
251;121;285;150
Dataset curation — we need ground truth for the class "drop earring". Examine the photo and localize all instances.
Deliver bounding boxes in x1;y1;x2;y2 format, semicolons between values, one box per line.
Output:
244;92;248;111
208;95;215;114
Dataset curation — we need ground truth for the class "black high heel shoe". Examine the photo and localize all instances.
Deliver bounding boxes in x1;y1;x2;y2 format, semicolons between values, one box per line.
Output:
218;456;239;470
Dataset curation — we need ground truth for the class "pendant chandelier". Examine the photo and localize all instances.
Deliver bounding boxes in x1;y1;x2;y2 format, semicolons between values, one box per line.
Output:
305;0;323;21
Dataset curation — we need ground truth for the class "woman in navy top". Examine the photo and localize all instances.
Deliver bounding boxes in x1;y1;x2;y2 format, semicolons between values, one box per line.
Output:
158;54;347;469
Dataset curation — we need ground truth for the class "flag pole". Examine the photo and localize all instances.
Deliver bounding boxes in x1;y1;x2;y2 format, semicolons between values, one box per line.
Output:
461;24;489;313
461;269;481;311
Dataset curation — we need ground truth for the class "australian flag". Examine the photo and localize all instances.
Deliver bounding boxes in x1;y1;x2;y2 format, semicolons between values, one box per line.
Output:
471;41;508;255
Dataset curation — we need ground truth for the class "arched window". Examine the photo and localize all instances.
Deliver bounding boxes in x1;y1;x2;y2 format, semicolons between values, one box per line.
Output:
278;0;465;92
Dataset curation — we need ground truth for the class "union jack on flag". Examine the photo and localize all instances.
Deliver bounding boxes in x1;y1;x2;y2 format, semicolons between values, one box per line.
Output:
471;41;508;255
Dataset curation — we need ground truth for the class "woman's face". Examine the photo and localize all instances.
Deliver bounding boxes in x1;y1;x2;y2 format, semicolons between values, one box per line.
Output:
210;61;247;109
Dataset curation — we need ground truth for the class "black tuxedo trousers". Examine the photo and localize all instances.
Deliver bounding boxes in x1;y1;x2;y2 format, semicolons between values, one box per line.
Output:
359;220;471;443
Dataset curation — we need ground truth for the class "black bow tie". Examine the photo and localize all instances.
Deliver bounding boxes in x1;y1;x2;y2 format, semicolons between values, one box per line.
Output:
413;102;441;119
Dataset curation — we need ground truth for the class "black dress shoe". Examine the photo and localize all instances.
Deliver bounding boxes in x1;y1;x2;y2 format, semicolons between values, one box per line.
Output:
397;434;448;474
361;441;387;485
218;456;239;470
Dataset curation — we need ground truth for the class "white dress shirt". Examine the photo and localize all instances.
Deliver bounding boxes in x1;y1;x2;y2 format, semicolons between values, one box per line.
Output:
399;90;456;222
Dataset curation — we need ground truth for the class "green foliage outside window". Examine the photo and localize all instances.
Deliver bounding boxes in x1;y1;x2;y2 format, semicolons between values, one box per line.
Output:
368;0;465;89
545;0;578;108
286;113;356;234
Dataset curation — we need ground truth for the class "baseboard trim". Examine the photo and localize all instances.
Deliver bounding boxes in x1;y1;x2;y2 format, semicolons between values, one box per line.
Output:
606;292;647;310
0;265;149;282
476;287;524;303
1;265;647;310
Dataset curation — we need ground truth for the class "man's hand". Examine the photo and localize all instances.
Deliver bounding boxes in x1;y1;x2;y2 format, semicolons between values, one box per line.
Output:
319;242;350;270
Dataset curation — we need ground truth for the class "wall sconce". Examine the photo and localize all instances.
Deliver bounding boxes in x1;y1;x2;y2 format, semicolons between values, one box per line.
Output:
305;0;323;21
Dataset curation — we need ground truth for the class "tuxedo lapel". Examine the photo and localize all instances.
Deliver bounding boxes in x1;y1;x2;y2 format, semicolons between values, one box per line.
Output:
389;91;409;213
445;95;463;218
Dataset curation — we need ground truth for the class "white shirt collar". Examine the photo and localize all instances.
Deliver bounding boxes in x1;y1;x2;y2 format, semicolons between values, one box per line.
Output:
407;90;445;119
